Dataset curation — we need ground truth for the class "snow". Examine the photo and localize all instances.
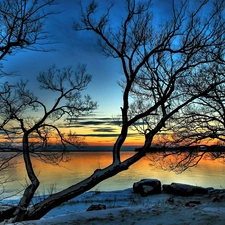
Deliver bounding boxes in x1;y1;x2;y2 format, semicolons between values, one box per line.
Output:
2;188;225;225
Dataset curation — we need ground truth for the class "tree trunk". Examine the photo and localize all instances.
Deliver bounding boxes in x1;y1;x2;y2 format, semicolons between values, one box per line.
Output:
23;149;146;221
12;133;40;222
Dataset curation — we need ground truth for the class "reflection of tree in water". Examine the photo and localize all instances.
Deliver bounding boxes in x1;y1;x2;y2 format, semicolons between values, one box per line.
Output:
210;151;225;162
147;150;225;174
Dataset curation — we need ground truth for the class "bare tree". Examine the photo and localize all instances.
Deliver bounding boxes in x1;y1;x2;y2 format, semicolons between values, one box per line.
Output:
0;0;56;208
146;150;207;174
0;64;97;221
156;63;225;172
0;0;56;163
0;0;78;220
3;0;224;222
0;0;56;61
170;66;225;146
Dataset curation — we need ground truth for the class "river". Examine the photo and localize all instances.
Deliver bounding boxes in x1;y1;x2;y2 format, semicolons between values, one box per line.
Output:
1;151;225;199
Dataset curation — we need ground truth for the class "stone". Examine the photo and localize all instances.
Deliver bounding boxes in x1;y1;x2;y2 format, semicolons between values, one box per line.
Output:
163;183;208;196
185;200;201;207
206;187;215;194
167;197;174;203
211;193;225;202
133;179;161;196
86;204;106;211
141;185;154;196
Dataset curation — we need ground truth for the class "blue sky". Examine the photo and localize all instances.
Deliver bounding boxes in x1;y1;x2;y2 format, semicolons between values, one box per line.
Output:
2;0;123;116
1;0;182;146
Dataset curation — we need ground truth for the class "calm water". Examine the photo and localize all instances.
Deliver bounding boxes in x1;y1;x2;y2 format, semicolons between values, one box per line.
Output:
2;151;225;199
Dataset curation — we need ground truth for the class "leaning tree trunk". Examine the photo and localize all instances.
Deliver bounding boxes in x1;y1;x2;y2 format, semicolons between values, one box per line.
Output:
12;133;40;222
23;148;147;221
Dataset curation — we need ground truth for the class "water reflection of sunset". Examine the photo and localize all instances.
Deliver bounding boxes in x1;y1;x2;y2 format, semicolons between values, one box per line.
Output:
4;151;225;199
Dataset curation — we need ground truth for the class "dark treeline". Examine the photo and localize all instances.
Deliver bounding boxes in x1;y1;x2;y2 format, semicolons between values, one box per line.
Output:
135;145;225;153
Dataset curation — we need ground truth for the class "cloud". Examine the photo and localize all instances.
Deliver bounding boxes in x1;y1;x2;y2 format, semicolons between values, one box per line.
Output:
92;127;116;133
0;130;7;135
77;133;119;137
77;133;137;138
66;117;121;127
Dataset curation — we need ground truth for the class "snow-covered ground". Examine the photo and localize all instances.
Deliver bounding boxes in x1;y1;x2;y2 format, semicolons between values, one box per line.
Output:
2;188;225;225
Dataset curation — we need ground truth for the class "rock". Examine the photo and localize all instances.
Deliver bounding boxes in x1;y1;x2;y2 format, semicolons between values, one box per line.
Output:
162;183;208;196
141;185;154;196
211;194;225;202
133;179;161;196
208;188;225;194
206;187;215;194
167;197;174;203
86;204;106;211
185;200;201;207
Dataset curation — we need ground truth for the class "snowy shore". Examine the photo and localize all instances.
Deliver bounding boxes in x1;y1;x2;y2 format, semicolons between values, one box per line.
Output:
2;187;225;225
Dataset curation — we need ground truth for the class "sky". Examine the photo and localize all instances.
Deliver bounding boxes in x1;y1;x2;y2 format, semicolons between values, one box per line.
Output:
1;0;178;147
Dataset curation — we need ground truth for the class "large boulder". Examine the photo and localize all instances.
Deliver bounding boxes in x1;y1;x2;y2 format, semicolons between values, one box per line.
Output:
163;183;208;196
133;179;161;196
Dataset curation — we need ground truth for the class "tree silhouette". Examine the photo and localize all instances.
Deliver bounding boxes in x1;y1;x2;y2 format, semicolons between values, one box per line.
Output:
0;0;56;209
170;68;225;146
0;0;55;61
0;0;56;163
2;0;225;222
0;65;97;221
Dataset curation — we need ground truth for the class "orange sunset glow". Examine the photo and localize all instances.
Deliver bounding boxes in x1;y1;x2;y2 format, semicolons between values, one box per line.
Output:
10;151;225;191
4;121;221;149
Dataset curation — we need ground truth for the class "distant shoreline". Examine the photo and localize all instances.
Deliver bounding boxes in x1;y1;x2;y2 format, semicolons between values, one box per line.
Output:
135;145;225;152
1;145;225;153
